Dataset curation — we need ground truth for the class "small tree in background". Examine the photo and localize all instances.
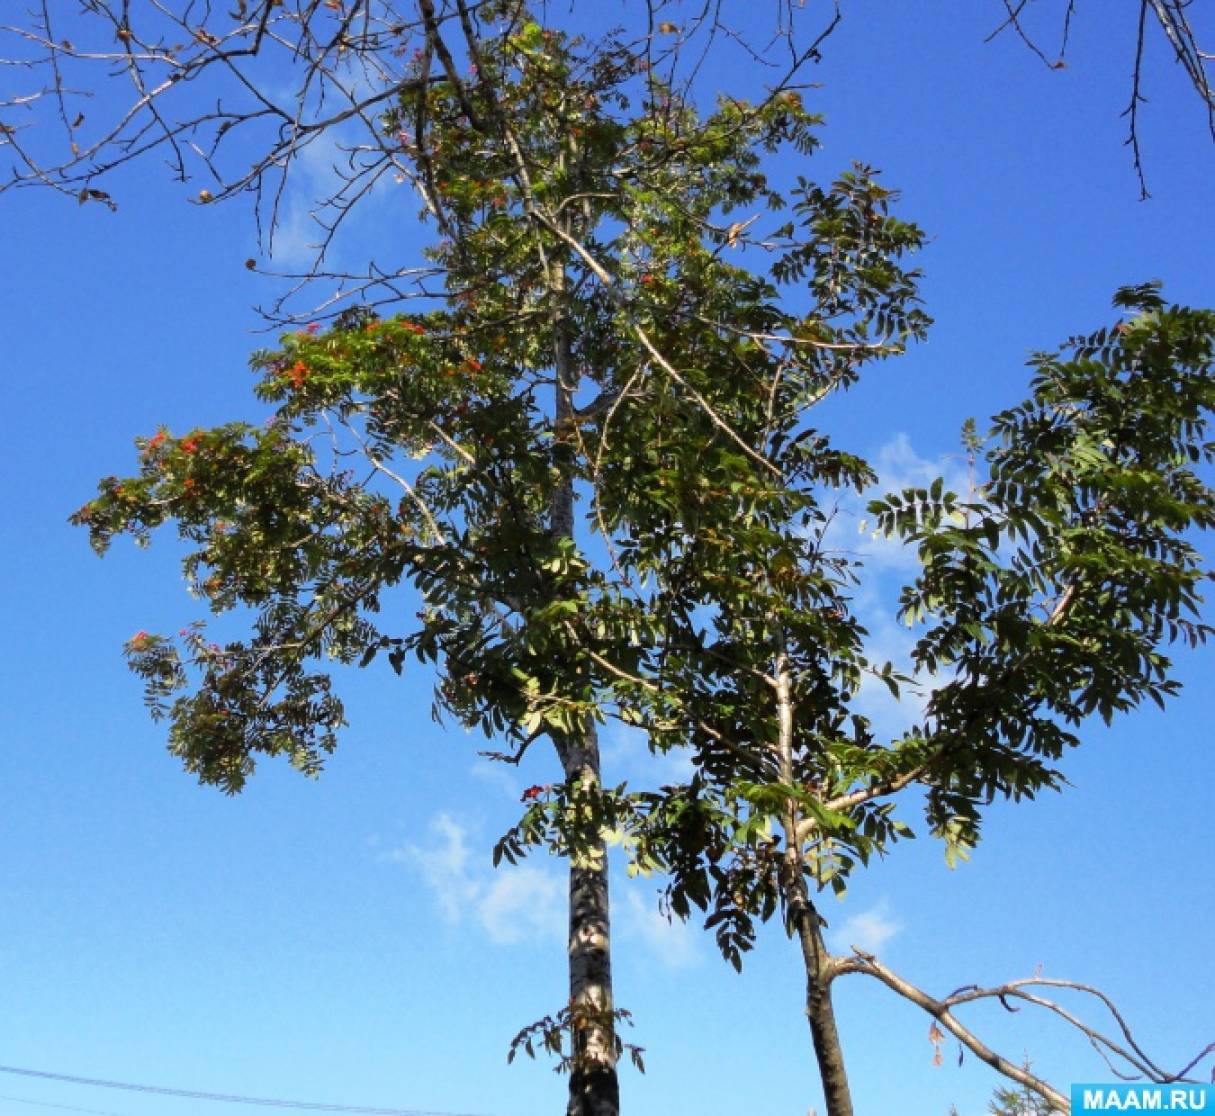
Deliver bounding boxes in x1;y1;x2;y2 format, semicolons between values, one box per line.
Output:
495;264;1215;1115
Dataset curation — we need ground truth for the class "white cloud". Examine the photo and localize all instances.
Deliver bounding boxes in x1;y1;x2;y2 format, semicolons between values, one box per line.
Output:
848;584;929;740
391;812;705;966
388;811;564;945
469;761;522;801
388;811;479;923
477;864;565;945
828;898;901;955
871;432;969;497
619;888;701;970
814;433;975;737
266;129;350;267
821;432;974;576
600;721;694;786
263;91;407;270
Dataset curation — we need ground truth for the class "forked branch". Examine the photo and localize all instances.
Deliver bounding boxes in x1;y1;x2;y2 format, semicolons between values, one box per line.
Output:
833;949;1215;1114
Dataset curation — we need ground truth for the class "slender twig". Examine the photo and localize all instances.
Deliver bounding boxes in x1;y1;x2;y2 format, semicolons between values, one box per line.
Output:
836;950;1215;1110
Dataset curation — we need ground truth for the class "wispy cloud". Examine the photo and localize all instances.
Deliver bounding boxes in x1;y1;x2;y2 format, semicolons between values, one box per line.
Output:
849;583;928;739
392;812;709;967
267;128;359;268
822;432;973;576
469;760;524;801
477;864;565;945
387;812;566;948
828;898;901;955
261;76;410;271
386;811;480;924
619;888;701;970
815;433;975;736
600;722;694;786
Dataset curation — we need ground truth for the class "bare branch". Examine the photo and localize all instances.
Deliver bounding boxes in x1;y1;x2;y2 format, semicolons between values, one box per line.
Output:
836;951;1215;1113
1124;1;1153;201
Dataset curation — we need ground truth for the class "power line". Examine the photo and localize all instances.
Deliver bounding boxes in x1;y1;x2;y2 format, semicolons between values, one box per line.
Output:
0;1066;486;1116
0;1090;127;1116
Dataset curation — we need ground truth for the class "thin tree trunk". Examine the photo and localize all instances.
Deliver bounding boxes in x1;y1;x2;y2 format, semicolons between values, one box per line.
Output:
550;265;620;1116
789;868;853;1116
564;722;620;1116
774;648;854;1116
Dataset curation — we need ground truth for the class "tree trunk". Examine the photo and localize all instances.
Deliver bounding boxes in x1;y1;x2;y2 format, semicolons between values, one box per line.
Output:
549;268;620;1116
790;873;853;1116
774;647;854;1116
564;723;620;1116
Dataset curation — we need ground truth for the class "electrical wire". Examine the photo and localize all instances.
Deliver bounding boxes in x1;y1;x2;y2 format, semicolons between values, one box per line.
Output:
0;1066;487;1116
0;1090;127;1116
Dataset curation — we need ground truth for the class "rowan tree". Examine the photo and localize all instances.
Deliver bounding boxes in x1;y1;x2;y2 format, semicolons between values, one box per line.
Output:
68;8;932;1113
493;273;1215;1115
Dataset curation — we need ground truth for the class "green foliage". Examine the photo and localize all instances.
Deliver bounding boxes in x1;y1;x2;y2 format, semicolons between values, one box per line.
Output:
71;4;1215;1004
508;1004;645;1076
986;1075;1060;1115
73;10;926;824
869;285;1215;850
630;286;1214;963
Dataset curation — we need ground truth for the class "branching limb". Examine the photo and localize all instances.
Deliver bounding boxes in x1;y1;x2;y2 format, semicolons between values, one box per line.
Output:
835;950;1215;1114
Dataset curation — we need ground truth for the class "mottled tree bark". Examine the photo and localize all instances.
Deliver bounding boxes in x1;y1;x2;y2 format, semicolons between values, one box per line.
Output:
550;266;619;1116
563;723;619;1116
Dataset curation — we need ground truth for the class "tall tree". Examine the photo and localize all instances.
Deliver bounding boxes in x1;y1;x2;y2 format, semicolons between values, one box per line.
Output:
69;9;928;1113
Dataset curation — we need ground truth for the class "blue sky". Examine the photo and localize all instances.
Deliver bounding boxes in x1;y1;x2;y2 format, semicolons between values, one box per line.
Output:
1;4;1212;1115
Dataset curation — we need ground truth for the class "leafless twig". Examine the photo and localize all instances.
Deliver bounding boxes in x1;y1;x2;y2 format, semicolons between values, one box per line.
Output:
833;949;1215;1114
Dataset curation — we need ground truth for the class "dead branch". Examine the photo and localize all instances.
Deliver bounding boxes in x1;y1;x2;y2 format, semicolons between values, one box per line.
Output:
985;0;1214;197
833;949;1215;1115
